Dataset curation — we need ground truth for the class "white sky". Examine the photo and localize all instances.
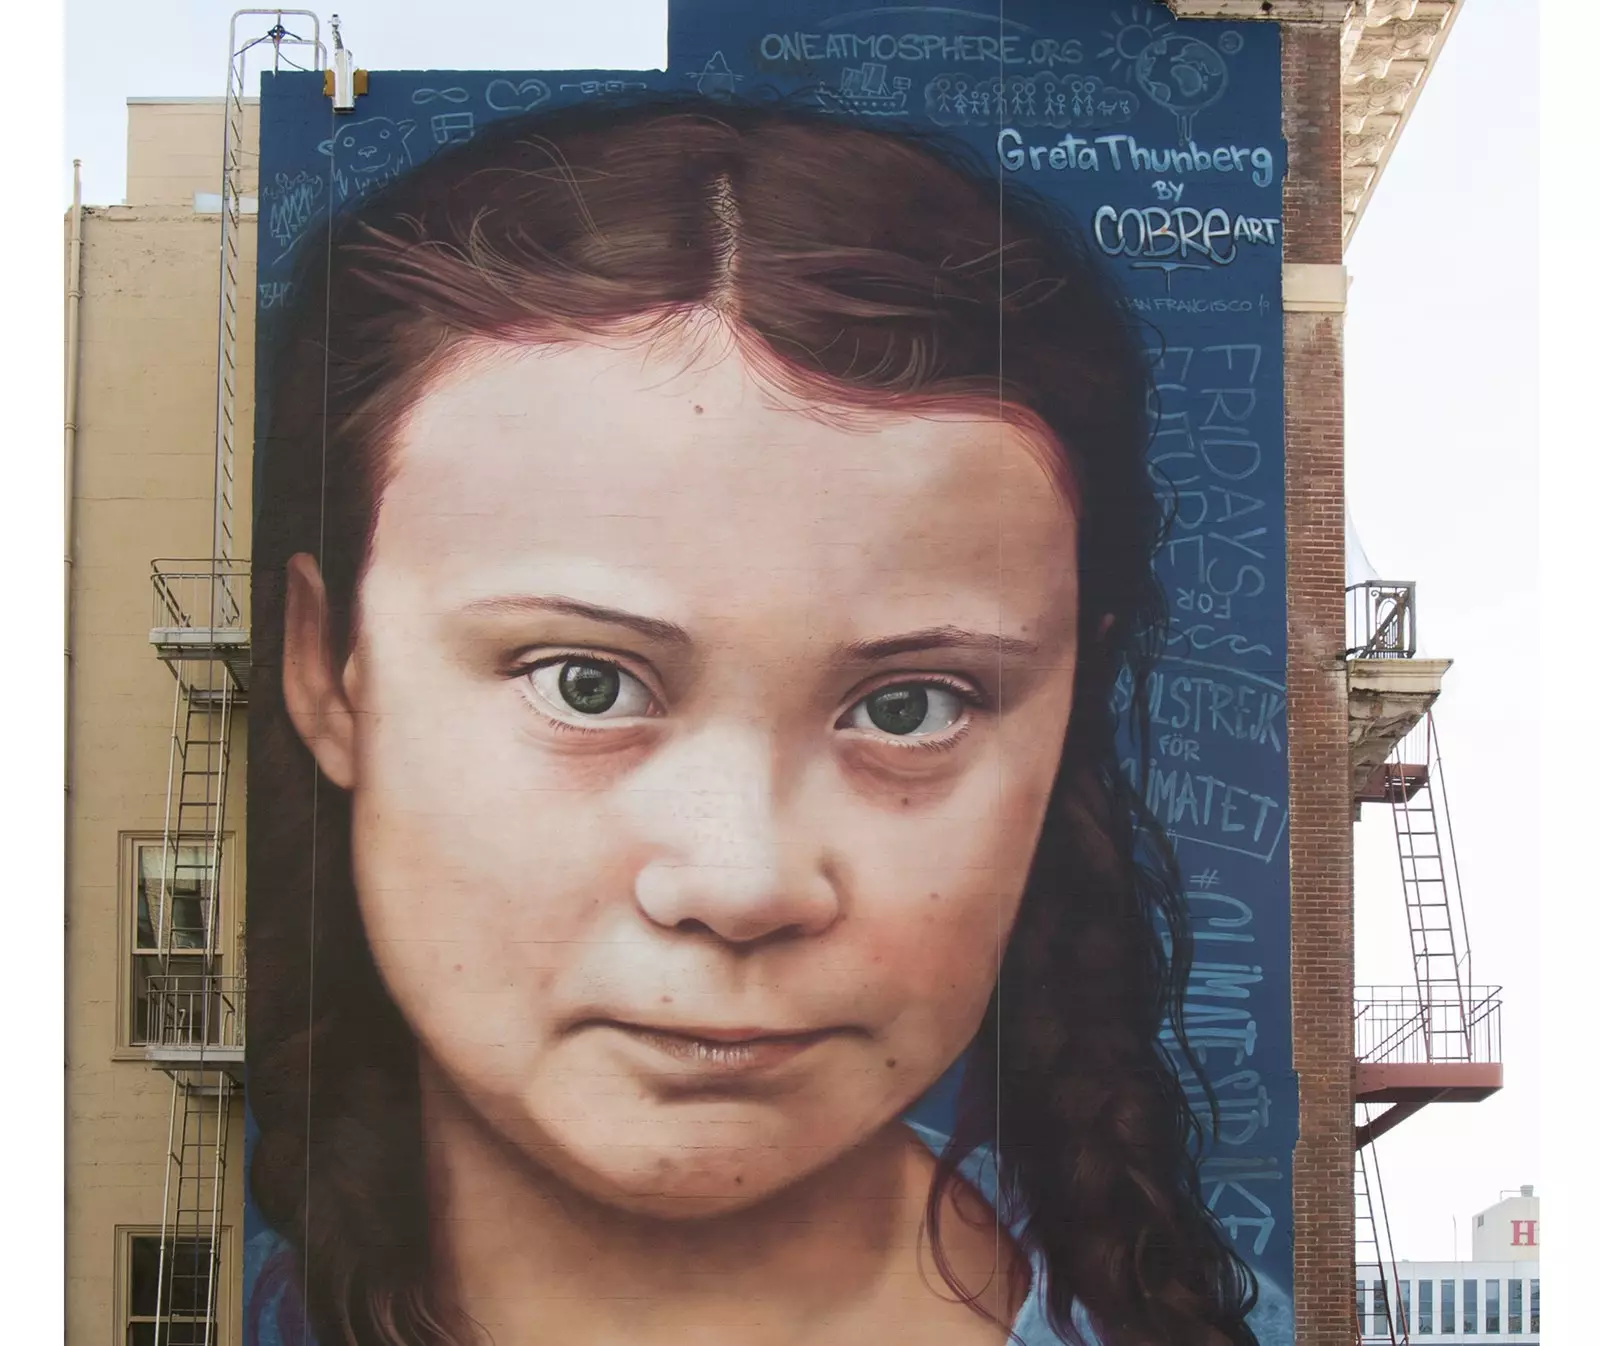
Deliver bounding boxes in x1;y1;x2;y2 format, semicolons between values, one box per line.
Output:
59;0;1538;1269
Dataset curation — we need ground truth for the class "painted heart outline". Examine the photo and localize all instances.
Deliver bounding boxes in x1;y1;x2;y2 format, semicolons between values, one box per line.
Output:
485;77;551;112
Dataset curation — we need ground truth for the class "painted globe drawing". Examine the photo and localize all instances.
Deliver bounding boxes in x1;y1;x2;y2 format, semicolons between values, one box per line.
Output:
1135;34;1228;140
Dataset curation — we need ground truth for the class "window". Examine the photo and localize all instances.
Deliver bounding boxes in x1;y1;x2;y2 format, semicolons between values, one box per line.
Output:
1375;1281;1391;1337
1443;1279;1457;1334
1509;1279;1522;1334
126;839;221;1047
1419;1279;1434;1334
1487;1279;1501;1334
1357;1280;1368;1337
1400;1281;1412;1336
1465;1279;1479;1334
1530;1279;1539;1333
125;1234;218;1345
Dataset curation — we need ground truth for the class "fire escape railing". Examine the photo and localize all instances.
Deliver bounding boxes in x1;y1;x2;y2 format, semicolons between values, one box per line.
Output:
1354;985;1502;1066
1345;580;1417;659
143;974;247;1054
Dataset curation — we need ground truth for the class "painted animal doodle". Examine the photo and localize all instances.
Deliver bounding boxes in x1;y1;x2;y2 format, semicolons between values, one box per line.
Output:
317;116;417;204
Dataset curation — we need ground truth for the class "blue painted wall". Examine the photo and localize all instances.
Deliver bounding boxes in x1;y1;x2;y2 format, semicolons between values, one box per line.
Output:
248;3;1292;1340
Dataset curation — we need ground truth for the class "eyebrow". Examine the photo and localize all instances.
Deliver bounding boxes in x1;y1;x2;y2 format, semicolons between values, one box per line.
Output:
455;595;692;646
457;598;1042;663
837;626;1042;663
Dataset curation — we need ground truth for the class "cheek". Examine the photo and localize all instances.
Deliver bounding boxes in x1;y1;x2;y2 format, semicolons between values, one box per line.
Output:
826;708;1069;1032
344;639;630;1006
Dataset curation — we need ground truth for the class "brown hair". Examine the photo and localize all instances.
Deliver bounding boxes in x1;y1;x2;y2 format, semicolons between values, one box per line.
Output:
248;97;1258;1346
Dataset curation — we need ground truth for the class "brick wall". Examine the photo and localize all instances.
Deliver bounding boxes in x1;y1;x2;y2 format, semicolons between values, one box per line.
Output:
1281;22;1353;1345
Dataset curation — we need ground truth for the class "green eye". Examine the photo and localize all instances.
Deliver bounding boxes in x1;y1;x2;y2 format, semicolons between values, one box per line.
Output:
866;685;929;735
558;661;620;714
844;683;967;738
526;658;655;721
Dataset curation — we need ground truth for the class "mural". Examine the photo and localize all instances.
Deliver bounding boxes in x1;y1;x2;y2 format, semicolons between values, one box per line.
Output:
247;3;1293;1344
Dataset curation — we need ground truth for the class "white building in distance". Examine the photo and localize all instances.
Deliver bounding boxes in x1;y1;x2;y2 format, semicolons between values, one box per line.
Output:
1359;1188;1539;1343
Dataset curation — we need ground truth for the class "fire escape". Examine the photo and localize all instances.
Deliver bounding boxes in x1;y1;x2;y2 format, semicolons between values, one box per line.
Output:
1345;580;1504;1345
141;13;323;1345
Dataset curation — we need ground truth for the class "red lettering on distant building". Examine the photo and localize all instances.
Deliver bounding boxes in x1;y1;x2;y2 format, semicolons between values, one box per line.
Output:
1511;1220;1537;1246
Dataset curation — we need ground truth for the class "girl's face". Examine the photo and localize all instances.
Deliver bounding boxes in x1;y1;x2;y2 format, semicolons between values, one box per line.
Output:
290;324;1082;1217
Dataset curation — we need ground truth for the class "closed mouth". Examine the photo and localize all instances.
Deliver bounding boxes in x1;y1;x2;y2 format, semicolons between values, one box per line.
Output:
596;1021;847;1074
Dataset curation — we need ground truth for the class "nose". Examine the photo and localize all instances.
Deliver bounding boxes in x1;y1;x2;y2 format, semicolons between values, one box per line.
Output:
629;724;840;946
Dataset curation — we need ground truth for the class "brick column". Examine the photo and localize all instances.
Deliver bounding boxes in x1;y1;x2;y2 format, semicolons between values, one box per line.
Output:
1281;22;1353;1346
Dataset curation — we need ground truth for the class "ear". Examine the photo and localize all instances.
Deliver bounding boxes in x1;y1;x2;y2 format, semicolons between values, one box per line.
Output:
282;552;359;790
396;119;415;137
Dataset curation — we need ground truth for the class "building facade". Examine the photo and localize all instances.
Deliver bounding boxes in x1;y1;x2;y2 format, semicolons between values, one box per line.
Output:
1358;1261;1542;1344
62;5;1476;1345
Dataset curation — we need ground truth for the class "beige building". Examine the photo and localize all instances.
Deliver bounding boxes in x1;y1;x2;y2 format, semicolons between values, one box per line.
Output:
65;96;258;1346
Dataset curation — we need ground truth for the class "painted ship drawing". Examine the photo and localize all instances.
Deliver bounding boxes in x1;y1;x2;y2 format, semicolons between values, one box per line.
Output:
816;62;913;116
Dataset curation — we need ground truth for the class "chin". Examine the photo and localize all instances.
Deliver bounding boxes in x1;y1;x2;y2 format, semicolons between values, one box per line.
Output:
534;1113;853;1220
560;1147;813;1220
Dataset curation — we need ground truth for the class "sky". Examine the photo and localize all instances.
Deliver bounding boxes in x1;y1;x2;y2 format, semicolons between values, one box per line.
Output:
60;0;1538;1269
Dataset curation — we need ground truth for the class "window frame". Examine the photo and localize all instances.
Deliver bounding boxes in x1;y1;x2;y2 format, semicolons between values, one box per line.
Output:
1419;1277;1434;1334
1486;1277;1501;1334
114;832;236;1057
1442;1278;1457;1334
113;1224;233;1346
1465;1278;1479;1334
1508;1278;1522;1334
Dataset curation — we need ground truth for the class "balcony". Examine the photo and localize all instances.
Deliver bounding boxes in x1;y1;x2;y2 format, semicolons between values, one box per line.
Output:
1354;985;1502;1147
149;558;250;697
141;973;245;1078
1345;581;1451;811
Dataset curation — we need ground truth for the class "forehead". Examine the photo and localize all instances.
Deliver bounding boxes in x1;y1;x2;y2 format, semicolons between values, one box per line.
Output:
369;333;1079;625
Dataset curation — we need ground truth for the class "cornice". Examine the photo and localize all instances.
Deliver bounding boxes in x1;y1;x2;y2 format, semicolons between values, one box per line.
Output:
1164;0;1464;244
1164;1;1354;18
1339;0;1461;241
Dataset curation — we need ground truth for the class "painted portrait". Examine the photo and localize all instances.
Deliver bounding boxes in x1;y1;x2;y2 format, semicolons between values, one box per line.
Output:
246;8;1295;1345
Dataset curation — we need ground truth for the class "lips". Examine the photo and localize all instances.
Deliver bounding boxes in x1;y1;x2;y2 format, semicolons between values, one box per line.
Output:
597;1021;845;1075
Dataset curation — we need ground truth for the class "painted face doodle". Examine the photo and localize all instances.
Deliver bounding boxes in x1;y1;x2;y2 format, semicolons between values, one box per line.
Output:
317;116;417;203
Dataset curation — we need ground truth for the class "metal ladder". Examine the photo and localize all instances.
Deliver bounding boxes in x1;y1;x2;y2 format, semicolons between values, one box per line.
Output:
153;1074;235;1345
146;14;326;1345
148;648;235;1346
1354;1127;1408;1345
1388;712;1473;1061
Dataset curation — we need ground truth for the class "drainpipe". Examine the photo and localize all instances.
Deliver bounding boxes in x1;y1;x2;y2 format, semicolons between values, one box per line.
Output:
64;160;83;845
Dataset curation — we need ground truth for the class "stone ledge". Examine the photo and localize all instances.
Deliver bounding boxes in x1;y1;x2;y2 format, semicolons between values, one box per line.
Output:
1284;262;1349;312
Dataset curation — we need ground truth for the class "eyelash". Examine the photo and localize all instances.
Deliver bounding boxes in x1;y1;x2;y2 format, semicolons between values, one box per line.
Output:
507;654;988;749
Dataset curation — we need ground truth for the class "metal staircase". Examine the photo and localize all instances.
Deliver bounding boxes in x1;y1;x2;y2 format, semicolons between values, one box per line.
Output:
142;12;325;1344
1388;713;1473;1061
1354;1124;1408;1344
1347;579;1503;1341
